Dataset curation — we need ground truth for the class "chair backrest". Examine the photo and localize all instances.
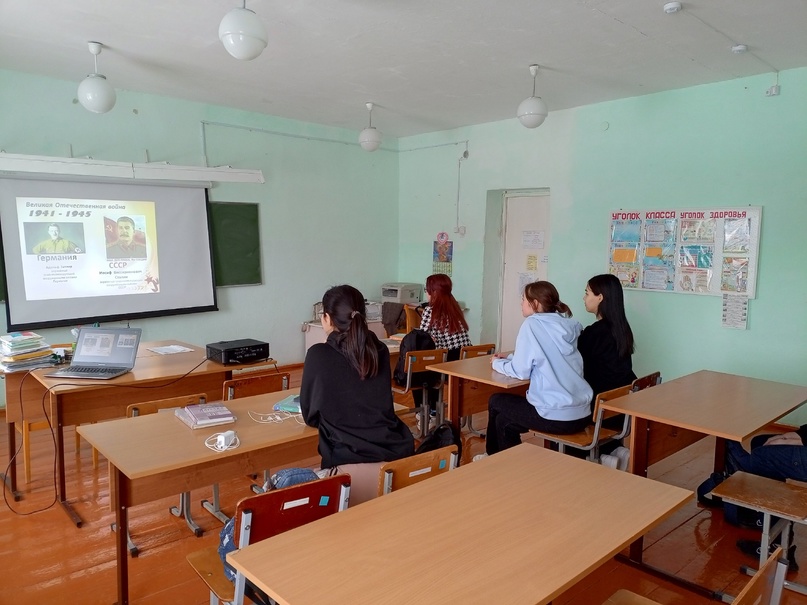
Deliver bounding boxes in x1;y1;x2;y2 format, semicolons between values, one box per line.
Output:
222;371;290;401
459;343;496;359
378;445;459;495
593;384;634;422
631;371;662;392
393;349;448;394
127;393;207;418
733;546;787;605
231;475;351;605
233;474;351;548
404;305;422;333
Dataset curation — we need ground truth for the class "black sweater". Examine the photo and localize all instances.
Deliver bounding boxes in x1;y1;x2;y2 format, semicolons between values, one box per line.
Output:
300;331;414;469
578;319;636;406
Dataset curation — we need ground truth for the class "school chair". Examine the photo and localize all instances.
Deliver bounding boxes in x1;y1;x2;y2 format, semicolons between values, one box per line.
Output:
15;418;51;484
221;370;290;401
377;445;459;495
458;343;496;436
534;384;634;462
187;474;351;605
404;304;422;333
603;546;786;605
599;372;662;467
112;393;208;557
631;370;662;392
392;348;448;438
200;370;292;524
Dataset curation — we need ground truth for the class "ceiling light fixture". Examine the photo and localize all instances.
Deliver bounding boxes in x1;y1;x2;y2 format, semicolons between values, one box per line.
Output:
663;2;683;14
77;41;116;114
731;44;749;54
359;102;382;152
517;64;548;129
219;1;268;61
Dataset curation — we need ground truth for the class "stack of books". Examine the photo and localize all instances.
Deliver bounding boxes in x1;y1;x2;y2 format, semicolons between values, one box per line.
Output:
0;331;56;372
175;402;235;429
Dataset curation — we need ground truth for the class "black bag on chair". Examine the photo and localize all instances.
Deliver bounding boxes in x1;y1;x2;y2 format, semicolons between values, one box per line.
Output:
415;421;462;461
393;329;435;386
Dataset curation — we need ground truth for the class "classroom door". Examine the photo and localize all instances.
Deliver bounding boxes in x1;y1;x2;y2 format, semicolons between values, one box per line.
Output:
499;193;550;351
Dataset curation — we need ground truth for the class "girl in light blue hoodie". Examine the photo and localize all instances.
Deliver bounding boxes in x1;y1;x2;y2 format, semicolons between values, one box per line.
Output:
485;281;592;455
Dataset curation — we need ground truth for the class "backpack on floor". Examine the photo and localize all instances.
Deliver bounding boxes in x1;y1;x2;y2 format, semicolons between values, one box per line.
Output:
696;470;753;527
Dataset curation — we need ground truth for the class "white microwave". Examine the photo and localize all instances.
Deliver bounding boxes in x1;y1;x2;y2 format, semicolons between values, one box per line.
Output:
381;282;422;304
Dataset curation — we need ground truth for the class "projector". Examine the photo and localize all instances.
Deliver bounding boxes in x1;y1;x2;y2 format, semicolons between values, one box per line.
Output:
206;339;270;365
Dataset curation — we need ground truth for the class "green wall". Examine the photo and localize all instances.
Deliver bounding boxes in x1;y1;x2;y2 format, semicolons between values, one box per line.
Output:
0;69;400;376
2;66;805;420
397;68;807;411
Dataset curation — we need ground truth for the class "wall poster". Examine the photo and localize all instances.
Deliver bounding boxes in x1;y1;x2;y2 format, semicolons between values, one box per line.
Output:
608;206;761;298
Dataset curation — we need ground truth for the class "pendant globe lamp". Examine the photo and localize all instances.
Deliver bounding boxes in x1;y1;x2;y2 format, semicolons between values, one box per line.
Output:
517;64;548;129
77;41;116;114
219;0;268;61
359;102;382;152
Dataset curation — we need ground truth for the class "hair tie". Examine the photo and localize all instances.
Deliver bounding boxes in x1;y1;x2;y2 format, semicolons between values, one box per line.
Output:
350;311;359;319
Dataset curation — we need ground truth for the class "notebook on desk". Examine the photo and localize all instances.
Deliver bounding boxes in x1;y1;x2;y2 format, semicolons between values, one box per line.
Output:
45;327;142;380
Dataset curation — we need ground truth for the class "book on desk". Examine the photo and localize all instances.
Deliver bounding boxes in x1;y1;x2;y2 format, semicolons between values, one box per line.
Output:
175;403;235;429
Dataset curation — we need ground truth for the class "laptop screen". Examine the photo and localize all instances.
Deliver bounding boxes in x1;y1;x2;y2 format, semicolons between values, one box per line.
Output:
73;327;142;367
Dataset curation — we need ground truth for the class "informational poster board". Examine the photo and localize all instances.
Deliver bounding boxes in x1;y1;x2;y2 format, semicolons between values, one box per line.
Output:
608;207;761;298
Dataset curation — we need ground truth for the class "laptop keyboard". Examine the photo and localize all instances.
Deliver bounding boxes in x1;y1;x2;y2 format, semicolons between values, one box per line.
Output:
68;366;127;375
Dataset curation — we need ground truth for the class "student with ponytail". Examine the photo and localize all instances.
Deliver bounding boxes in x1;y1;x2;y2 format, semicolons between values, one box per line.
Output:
300;285;414;504
481;281;592;457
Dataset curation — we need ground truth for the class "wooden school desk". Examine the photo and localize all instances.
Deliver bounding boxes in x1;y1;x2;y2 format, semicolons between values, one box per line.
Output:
4;340;270;525
600;370;807;573
78;388;319;605
228;443;691;605
427;354;528;428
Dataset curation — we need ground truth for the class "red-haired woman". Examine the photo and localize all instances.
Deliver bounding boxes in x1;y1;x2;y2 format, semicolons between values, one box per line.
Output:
414;274;472;430
418;273;472;358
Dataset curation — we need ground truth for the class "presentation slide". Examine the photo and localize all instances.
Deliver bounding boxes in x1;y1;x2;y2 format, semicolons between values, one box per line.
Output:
0;177;217;331
19;197;159;300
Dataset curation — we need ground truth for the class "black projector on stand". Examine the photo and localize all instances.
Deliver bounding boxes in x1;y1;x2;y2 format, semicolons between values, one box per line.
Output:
206;339;270;364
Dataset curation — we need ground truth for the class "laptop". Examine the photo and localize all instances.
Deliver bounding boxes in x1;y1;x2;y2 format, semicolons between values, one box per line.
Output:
45;327;142;380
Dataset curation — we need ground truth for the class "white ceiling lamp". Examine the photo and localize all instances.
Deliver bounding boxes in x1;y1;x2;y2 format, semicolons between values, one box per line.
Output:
359;102;382;152
77;41;116;114
731;44;749;54
663;2;683;14
517;64;548;129
219;1;268;61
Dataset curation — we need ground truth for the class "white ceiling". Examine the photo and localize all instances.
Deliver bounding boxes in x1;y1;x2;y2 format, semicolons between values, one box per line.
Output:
2;0;806;138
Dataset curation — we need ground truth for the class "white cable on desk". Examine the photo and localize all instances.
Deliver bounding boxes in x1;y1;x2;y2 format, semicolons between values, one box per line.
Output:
204;431;240;452
247;410;305;425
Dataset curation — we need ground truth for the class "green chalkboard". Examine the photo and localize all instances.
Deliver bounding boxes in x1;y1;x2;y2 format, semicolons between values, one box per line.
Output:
209;201;262;287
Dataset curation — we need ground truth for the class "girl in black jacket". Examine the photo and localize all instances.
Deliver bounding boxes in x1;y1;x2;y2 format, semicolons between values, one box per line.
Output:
300;285;414;504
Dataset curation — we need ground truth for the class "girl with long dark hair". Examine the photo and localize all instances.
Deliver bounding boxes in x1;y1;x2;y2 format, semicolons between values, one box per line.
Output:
300;285;414;504
579;273;636;404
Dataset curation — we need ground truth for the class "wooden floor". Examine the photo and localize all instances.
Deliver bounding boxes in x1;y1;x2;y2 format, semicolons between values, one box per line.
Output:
2;374;807;604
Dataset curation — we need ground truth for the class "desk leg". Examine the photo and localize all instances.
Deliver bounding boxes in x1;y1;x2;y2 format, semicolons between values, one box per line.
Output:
445;376;461;430
617;416;718;600
714;437;726;473
53;397;83;527
111;465;130;605
1;421;22;501
627;417;650;562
